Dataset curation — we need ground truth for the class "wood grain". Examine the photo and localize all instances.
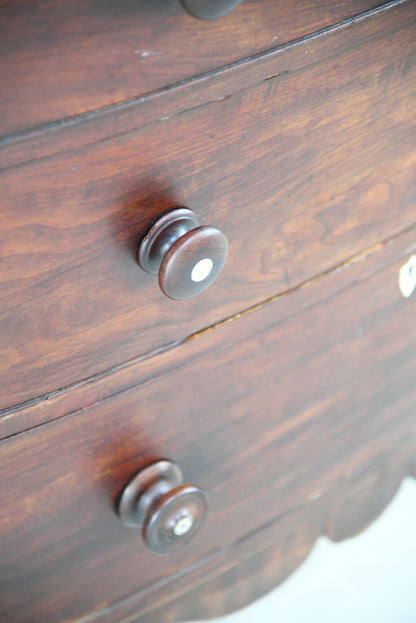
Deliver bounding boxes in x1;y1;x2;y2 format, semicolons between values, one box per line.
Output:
1;227;415;623
0;0;390;137
125;442;416;623
0;1;410;172
0;2;415;411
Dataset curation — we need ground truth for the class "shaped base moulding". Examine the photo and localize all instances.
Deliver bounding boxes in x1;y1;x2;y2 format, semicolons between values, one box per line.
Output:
93;436;416;623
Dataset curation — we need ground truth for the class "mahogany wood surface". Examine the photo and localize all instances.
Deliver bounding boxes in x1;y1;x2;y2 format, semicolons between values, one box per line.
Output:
1;227;415;623
0;1;410;172
1;1;415;411
0;0;389;137
128;442;416;623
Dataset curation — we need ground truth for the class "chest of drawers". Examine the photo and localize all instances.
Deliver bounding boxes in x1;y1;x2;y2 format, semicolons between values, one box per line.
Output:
1;2;415;622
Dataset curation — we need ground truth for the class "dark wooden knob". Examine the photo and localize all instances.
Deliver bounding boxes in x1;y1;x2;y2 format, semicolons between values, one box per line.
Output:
118;460;208;554
138;208;228;300
180;0;243;19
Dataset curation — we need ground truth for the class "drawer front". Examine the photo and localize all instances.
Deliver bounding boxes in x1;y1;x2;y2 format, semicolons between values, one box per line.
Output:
0;0;389;136
1;2;415;411
1;230;415;623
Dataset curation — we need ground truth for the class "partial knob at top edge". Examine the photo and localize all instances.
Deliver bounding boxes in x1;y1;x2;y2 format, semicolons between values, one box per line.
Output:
138;208;228;300
180;0;243;19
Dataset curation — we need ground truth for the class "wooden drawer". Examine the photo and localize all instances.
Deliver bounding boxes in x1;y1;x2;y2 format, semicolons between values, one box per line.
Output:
1;228;415;623
1;2;415;412
0;0;389;135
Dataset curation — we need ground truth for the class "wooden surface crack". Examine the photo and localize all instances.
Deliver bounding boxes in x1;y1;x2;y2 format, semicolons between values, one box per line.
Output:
186;221;416;342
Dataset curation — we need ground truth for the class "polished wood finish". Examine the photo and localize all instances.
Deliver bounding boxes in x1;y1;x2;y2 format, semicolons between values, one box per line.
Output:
1;2;415;621
1;228;415;623
0;0;388;136
0;1;409;171
0;1;415;411
131;441;416;623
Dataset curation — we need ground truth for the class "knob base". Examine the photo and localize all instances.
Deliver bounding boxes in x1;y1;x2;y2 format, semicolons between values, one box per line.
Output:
138;208;199;274
118;460;183;528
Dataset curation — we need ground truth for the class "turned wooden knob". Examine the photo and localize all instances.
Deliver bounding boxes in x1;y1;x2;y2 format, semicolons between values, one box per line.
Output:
180;0;243;19
118;460;208;554
138;208;228;300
